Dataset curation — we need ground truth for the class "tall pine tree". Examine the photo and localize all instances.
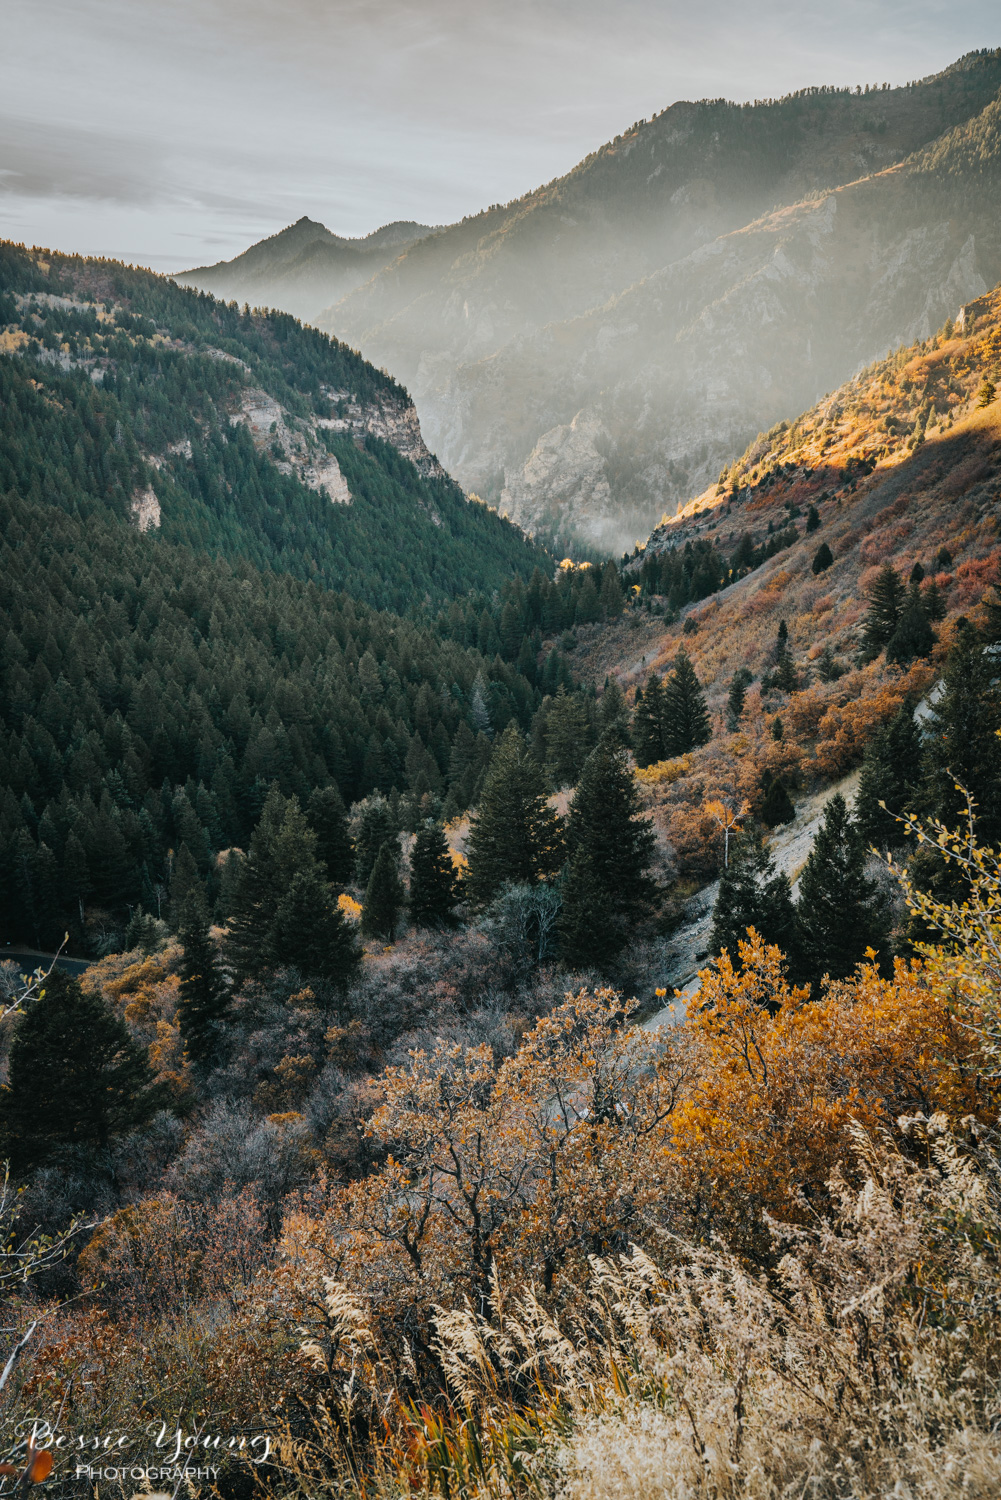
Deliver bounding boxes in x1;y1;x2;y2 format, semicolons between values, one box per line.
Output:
409;821;458;928
0;970;161;1172
710;823;800;980
176;888;228;1072
855;704;923;850
361;843;404;941
661;650;711;754
464;726;564;909
271;868;361;988
559;735;658;969
796;793;889;986
307;785;355;889
632;675;666;767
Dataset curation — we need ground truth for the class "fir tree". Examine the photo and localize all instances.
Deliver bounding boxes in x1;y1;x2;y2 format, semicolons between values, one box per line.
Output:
854;704;922;850
361;843;404;941
271;868;361;987
726;668;752;728
307;785;355;889
796;793;889;985
806;504;821;533
661;651;711;754
355;798;397;888
596;679;630;747
632;675;666;767
176;889;228;1072
710;823;800;980
409;821;458;928
862;564;905;654
760;776;795;827
225;787;326;981
922;629;1001;846
559;735;658;968
0;970;160;1172
886;584;934;665
544;687;594;787
811;541;834;574
464;726;564;909
168;843;203;930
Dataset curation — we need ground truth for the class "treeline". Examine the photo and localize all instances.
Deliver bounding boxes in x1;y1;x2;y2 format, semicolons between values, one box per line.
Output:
0;494;592;951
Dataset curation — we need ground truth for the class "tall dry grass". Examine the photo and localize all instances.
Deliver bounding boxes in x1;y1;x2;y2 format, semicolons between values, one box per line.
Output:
269;1113;1001;1499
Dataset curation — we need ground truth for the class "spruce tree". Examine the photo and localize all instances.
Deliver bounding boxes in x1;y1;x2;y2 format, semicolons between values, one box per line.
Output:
0;970;160;1172
225;787;327;981
729;675;750;732
361;843;404;941
862;564;905;654
661;651;711;754
854;704;923;850
558;735;658;968
177;889;229;1072
307;785;355;889
464;726;564;909
806;504;821;533
796;793;889;985
168;843;203;930
886;584;934;664
596;679;631;746
811;541;834;574
355;798;397;888
632;675;666;767
409;821;458;928
271;868;361;987
922;629;1001;846
710;823;800;978
544;687;594;787
760;776;795;827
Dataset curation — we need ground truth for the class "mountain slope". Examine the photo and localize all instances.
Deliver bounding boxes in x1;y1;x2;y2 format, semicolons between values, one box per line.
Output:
316;49;1001;552
174;216;434;324
0;241;545;614
571;282;1001;882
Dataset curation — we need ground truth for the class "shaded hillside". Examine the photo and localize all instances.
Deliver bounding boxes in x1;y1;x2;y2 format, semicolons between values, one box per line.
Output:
573;286;1001;875
0;241;545;614
174;216;434;324
317;50;1001;552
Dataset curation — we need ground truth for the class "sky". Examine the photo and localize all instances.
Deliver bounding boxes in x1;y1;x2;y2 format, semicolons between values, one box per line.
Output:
2;0;998;272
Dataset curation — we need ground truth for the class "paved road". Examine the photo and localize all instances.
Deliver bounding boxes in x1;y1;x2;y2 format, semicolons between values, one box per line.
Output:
1;948;92;976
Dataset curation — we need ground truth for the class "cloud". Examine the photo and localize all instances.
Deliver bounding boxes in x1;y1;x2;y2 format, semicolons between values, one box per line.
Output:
2;0;999;266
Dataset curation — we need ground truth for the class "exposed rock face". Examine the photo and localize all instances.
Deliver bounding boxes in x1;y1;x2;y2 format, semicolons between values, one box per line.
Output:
317;53;1001;554
230;383;445;505
130;486;161;531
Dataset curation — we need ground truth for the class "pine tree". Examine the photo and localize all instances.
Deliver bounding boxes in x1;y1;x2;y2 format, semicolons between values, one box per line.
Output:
760;776;795;827
559;735;658;968
544;687;594;787
886;584;934;664
922;629;1001;846
710;823;800;979
661;651;711;754
177;889;228;1072
271;868;361;987
632;675;666;767
361;843;404;941
726;668;752;727
464;726;564;909
854;704;922;850
307;785;355;889
0;969;160;1172
225;787;326;981
806;504;821;533
168;842;203;930
596;679;630;746
355;798;397;888
811;542;834;574
599;561;624;617
409;821;458;928
796;793;889;985
862;564;905;654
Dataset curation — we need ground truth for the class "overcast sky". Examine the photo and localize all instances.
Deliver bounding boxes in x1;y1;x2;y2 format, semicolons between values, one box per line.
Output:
2;0;998;271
